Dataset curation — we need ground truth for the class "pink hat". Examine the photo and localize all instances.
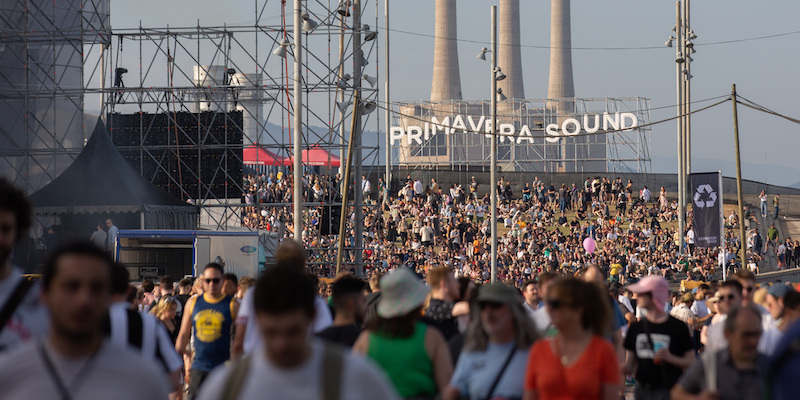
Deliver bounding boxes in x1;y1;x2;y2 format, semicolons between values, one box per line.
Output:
627;276;669;309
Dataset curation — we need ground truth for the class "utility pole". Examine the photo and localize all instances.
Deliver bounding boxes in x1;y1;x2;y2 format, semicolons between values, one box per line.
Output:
336;97;360;275
731;84;747;269
675;0;686;254
352;0;364;277
490;6;498;283
384;0;391;206
683;0;692;176
292;0;303;243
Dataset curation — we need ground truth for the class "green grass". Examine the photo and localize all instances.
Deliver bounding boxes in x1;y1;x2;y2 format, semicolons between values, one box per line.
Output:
384;202;741;253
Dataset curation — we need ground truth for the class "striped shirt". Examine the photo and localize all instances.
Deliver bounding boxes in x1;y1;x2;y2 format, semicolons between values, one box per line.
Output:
103;302;182;373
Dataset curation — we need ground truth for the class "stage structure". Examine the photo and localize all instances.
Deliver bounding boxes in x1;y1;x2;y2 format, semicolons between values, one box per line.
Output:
1;0;384;276
389;97;652;174
0;0;110;194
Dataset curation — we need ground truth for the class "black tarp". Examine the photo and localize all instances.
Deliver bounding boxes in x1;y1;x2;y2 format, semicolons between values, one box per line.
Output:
28;119;197;228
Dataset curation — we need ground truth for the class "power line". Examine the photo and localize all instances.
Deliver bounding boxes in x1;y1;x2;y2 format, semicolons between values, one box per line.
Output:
648;95;730;113
736;96;800;125
376;25;800;51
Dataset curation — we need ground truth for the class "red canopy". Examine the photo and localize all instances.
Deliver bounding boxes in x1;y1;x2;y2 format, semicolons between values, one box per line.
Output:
243;146;287;166
286;147;341;167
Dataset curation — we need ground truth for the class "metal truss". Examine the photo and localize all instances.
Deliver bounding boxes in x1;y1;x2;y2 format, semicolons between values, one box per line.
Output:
97;0;384;265
0;0;110;193
1;0;384;276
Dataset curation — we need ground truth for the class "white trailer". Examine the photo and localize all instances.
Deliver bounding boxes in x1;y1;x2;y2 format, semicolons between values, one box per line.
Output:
116;230;265;280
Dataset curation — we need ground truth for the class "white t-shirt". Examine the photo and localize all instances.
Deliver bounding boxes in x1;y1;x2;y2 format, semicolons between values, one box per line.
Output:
450;342;530;400
90;230;107;249
0;339;170;399
531;307;552;335
686;230;695;244
420;226;434;242
690;299;709;319
238;290;333;355
196;340;399;400
618;295;634;314
705;315;728;353
758;326;783;356
0;270;49;352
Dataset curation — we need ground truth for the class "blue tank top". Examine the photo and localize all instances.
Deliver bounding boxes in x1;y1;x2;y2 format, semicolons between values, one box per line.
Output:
191;294;234;371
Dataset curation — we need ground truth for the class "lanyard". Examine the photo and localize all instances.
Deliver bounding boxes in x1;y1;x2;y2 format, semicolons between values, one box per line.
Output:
38;340;101;400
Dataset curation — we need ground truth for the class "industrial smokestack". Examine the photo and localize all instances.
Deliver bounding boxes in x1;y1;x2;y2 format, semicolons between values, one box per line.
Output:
430;0;462;102
498;0;524;100
547;0;575;111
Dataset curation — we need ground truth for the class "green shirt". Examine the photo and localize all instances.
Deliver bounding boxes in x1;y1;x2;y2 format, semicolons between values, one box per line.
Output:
768;228;778;240
367;321;435;398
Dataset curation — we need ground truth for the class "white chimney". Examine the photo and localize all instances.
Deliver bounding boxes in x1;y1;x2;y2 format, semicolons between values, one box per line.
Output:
430;0;462;102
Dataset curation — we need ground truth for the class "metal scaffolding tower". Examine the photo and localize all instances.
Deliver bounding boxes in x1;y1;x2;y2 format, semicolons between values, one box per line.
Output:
0;0;110;193
1;0;382;276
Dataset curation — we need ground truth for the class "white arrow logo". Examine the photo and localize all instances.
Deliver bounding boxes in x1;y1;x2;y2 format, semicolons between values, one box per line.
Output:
693;184;717;209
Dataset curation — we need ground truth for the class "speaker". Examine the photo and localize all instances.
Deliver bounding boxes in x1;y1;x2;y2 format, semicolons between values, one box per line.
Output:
320;205;341;236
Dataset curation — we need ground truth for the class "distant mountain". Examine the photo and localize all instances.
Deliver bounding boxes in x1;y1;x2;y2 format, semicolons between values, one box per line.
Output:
651;156;799;188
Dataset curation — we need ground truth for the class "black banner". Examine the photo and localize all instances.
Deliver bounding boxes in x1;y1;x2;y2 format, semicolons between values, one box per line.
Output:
690;172;722;248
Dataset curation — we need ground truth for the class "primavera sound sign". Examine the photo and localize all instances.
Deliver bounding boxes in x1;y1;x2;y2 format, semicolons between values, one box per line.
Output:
389;112;639;145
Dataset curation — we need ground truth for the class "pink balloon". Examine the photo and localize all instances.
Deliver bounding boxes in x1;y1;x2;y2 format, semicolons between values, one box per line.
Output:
583;237;596;254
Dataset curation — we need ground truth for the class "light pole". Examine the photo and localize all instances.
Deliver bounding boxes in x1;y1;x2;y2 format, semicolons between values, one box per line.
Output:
292;0;303;243
490;6;498;283
667;1;686;254
384;0;391;206
477;6;505;283
353;0;364;277
668;0;696;255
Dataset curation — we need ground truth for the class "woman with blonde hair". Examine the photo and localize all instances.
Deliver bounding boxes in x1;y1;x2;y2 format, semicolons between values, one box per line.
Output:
524;278;620;400
150;296;179;344
444;283;539;400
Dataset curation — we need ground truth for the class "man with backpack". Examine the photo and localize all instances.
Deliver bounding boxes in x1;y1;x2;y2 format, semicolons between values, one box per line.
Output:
196;267;398;400
0;178;48;352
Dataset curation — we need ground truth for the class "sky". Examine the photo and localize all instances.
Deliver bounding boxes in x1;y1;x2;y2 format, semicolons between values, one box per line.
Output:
111;0;800;186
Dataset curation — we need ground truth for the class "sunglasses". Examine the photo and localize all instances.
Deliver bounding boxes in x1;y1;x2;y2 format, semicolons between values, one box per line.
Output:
743;286;755;293
546;299;570;310
719;294;738;301
478;301;504;310
204;278;221;284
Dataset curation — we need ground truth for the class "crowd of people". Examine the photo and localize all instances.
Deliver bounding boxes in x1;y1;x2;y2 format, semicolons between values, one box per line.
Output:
241;172;792;283
2;176;800;399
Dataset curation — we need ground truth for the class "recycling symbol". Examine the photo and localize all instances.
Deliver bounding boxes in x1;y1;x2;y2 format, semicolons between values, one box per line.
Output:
693;184;717;209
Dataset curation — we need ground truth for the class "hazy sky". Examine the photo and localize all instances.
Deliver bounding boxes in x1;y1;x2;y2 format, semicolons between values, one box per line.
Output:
111;0;800;185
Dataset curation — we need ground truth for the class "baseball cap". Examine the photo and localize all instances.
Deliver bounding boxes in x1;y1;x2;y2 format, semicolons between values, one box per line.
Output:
769;284;793;299
627;276;669;308
476;283;520;305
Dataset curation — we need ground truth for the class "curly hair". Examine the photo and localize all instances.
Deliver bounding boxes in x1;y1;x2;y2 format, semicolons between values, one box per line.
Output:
0;178;32;242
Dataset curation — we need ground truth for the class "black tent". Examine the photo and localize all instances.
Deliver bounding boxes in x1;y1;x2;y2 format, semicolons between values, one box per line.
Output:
28;119;197;229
